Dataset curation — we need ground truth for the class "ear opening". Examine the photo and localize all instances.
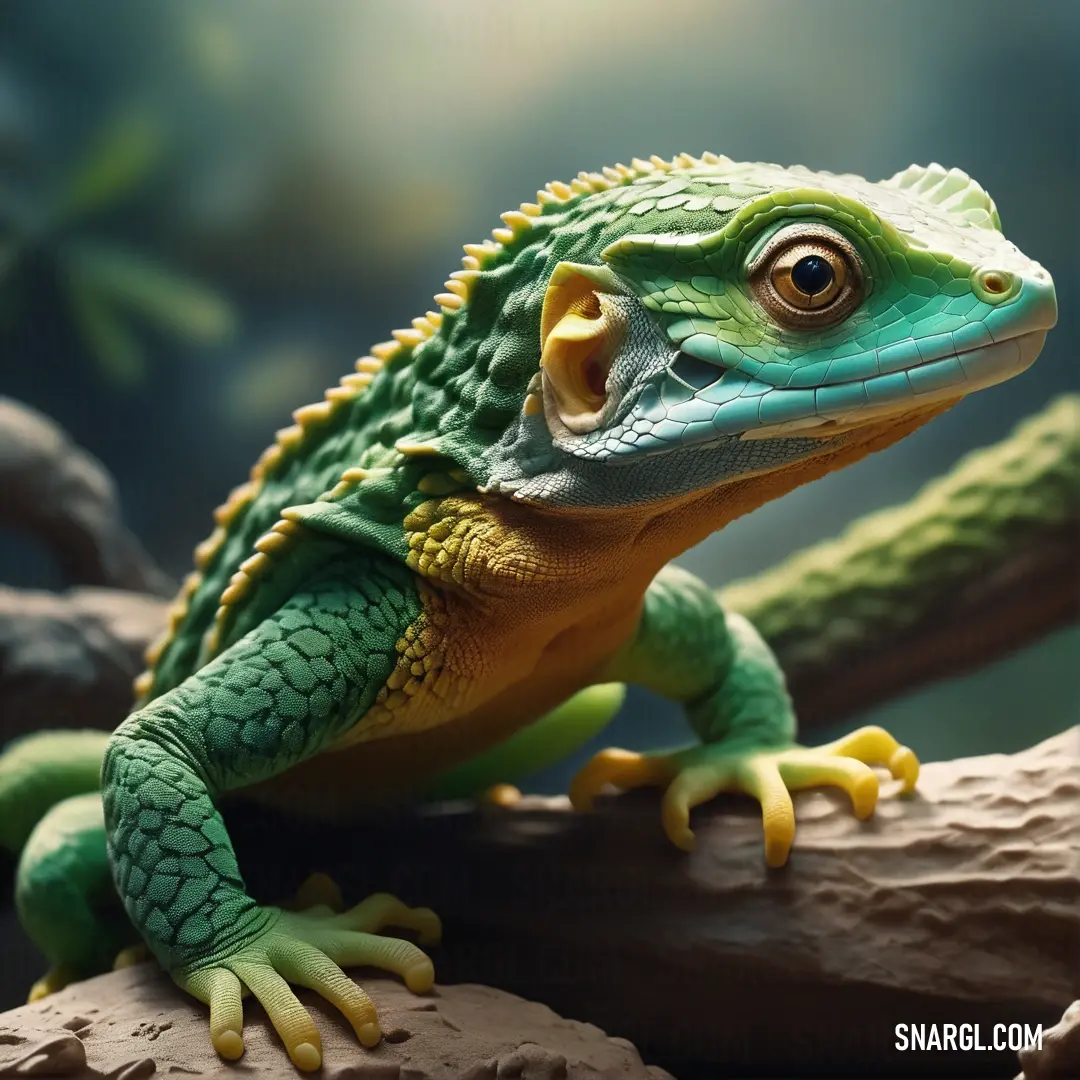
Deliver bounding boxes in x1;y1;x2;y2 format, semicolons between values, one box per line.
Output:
540;262;623;344
539;263;626;435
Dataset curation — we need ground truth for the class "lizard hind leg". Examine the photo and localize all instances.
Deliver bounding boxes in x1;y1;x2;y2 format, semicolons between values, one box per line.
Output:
423;682;627;802
16;792;139;1000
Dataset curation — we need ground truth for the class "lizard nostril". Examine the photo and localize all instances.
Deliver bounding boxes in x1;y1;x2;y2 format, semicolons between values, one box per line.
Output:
981;272;1009;294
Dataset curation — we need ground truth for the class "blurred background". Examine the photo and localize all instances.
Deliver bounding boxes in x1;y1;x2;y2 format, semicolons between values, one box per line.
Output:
0;0;1076;785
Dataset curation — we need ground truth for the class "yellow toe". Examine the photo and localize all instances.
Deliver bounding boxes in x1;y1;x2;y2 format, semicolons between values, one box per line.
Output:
569;748;673;811
659;785;700;851
764;835;792;868
214;1029;245;1061
112;945;149;970
292;1041;322;1071
405;958;435;994
412;907;442;946
890;746;920;792
851;769;880;819
27;965;75;1002
293;872;345;913
481;783;522;807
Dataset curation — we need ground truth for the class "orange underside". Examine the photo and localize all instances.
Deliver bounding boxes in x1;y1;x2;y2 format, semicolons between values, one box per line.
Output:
242;402;954;817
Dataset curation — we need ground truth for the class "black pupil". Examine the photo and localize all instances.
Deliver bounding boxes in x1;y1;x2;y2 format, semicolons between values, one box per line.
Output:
791;254;834;296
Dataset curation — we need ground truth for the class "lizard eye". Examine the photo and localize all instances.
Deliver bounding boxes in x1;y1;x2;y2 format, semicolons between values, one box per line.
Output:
747;225;865;330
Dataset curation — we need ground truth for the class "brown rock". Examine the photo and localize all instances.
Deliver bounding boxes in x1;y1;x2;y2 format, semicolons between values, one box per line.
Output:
0;965;670;1079
1018;1000;1080;1080
1;731;1075;1077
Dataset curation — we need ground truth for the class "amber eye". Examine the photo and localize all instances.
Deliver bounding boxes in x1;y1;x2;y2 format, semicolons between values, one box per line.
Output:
748;225;864;329
773;248;845;308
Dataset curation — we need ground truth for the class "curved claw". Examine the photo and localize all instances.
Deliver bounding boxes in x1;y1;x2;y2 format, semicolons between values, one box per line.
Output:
569;747;674;811
776;752;880;820
823;725;921;793
737;757;796;867
185;966;246;1062
660;763;732;852
889;746;920;793
330;891;442;946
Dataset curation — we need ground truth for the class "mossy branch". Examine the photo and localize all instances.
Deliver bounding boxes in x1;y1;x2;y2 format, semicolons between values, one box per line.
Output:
722;394;1080;731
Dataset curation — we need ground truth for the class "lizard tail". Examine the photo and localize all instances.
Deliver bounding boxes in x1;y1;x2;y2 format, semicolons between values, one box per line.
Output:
0;730;110;856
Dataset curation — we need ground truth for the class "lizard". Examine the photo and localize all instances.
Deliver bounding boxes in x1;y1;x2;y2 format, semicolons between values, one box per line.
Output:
0;153;1057;1072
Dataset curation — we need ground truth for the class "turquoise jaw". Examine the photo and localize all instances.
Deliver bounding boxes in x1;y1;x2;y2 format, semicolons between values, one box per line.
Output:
672;271;1057;393
558;273;1054;459
566;331;1043;458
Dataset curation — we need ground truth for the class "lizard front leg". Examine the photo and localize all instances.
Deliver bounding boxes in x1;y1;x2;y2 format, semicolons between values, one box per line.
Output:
569;564;918;866
101;552;440;1071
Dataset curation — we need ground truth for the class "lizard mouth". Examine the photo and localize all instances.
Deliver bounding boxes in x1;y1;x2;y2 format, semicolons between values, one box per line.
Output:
568;328;1049;463
738;328;1048;440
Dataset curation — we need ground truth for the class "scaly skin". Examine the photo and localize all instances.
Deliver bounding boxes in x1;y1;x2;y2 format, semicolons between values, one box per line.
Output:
104;552;438;1069
0;153;1057;1071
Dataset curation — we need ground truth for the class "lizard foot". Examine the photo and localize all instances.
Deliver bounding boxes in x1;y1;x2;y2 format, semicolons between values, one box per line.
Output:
569;724;919;867
178;893;441;1071
27;964;77;1002
480;783;523;807
113;944;150;970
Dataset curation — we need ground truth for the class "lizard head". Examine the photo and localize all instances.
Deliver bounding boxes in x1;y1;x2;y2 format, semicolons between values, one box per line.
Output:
471;156;1056;509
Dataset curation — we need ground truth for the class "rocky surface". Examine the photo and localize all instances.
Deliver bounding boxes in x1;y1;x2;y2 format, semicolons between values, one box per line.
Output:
0;965;673;1080
1018;1000;1080;1080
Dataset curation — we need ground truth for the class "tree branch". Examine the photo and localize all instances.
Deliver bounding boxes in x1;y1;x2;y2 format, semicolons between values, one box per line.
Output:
233;727;1079;1079
0;397;173;596
722;394;1080;731
0;586;166;740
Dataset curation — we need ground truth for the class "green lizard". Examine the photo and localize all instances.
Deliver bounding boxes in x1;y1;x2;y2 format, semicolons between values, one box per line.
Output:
0;153;1057;1071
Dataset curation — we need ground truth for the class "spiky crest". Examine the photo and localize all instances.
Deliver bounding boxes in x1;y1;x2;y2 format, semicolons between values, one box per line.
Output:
132;152;732;698
884;162;1001;230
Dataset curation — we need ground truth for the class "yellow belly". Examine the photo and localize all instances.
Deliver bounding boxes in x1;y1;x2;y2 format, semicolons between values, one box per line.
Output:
239;584;643;817
237;405;943;820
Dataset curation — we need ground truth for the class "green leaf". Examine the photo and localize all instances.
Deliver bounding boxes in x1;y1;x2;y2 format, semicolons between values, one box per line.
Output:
66;272;146;388
67;242;236;344
61;108;164;220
